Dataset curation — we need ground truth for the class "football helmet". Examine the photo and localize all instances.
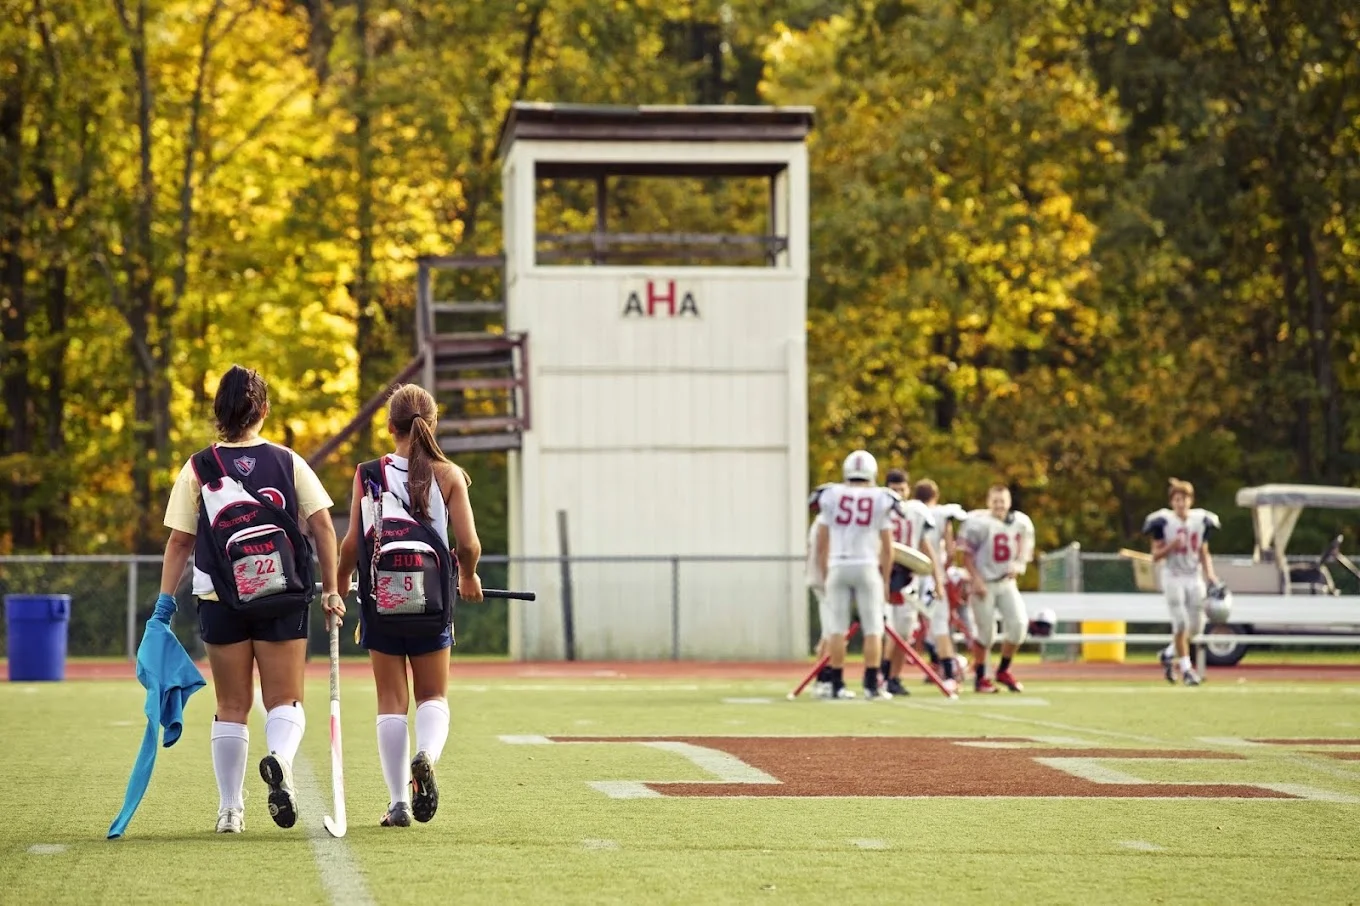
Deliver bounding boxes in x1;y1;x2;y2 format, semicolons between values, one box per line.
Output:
842;450;878;483
1029;608;1057;638
1205;581;1232;624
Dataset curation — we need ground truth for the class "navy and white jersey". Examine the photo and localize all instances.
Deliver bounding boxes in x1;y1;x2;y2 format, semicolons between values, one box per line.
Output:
815;484;903;567
1143;508;1219;578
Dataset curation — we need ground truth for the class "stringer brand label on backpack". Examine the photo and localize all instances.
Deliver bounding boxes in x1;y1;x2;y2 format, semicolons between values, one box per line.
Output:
192;446;314;615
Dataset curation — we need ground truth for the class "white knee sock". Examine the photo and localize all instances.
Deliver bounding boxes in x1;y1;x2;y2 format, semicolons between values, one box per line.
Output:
1179;655;1193;673
265;703;306;764
376;714;411;805
211;721;249;810
415;698;450;763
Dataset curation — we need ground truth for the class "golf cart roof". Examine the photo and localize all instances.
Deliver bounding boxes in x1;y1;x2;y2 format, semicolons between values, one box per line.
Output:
1235;484;1360;509
1236;484;1360;560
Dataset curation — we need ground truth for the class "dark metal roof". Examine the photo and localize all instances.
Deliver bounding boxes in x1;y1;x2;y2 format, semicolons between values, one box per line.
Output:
496;102;815;159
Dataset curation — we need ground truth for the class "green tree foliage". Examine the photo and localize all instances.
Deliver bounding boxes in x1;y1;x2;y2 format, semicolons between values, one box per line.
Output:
0;0;1357;568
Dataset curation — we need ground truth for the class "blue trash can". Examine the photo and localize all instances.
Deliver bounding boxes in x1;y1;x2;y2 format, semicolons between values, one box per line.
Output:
5;594;71;681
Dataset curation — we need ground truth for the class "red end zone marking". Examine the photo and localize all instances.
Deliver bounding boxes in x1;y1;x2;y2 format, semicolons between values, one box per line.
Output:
552;736;1293;800
1249;738;1360;746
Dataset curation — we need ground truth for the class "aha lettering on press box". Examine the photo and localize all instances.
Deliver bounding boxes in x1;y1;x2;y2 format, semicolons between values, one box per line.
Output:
622;279;699;318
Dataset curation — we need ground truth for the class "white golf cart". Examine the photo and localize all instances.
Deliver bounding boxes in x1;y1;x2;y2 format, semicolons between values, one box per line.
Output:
1208;484;1360;665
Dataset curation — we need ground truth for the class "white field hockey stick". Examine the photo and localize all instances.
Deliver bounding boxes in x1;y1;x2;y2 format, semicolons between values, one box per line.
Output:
321;613;347;838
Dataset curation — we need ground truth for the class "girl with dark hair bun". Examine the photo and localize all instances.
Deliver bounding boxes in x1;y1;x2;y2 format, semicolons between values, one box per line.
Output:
338;383;483;828
158;365;345;834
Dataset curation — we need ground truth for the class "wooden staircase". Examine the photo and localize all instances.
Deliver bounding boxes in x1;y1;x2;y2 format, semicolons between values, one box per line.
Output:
416;256;529;455
303;255;528;469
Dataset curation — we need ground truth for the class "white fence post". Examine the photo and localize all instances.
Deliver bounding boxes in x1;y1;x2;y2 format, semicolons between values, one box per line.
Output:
126;559;139;661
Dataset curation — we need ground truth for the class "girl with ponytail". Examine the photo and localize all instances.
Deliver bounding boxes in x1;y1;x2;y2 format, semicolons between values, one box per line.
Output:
337;384;482;828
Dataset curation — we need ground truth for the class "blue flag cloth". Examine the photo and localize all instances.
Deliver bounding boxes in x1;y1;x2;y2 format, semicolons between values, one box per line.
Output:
107;594;206;839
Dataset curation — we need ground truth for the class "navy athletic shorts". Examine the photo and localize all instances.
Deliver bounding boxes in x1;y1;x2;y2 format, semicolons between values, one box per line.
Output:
196;597;310;646
359;614;453;658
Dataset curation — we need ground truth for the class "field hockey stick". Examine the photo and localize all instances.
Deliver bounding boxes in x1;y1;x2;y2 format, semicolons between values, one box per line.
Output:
472;589;537;601
321;613;347;839
883;622;958;699
787;621;860;700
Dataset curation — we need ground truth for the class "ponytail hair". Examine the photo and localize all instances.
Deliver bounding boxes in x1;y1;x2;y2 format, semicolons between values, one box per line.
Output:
387;384;469;521
214;365;269;442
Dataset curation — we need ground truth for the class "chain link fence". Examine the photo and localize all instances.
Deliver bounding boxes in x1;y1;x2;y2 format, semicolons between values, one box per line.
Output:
0;554;816;660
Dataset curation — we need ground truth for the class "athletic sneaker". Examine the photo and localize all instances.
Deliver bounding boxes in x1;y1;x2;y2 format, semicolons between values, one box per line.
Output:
812;681;833;699
863;684;893;701
380;802;413;827
995;669;1024;693
259;752;298;829
832;686;856;700
1182;669;1202;687
885;677;910;697
975;676;999;694
215;807;244;834
1159;650;1176;684
410;751;440;823
942;678;960;696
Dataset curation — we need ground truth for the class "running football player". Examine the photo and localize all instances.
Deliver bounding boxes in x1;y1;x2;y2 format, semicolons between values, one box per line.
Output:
959;485;1035;693
1143;478;1221;686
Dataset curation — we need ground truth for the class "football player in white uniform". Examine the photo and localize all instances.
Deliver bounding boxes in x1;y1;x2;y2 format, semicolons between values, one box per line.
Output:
959;485;1036;693
1143;478;1222;686
881;470;948;697
814;450;901;700
806;483;835;697
914;479;968;690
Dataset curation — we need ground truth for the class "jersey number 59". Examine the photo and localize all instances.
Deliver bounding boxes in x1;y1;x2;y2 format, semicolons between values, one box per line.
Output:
835;497;874;527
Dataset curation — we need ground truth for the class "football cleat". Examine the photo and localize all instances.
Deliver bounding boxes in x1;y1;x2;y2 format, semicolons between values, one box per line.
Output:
1159;649;1176;684
863;684;893;701
975;676;999;694
259;752;298;829
410;751;439;823
833;686;856;700
885;677;910;697
995;669;1024;693
380;801;413;828
215;807;244;834
1182;669;1202;687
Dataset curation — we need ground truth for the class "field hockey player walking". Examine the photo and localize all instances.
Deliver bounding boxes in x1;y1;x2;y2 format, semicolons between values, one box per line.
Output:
158;365;345;834
338;384;484;828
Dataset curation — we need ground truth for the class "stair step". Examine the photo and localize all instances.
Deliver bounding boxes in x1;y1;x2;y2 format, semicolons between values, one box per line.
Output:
433;301;505;315
439;416;522;435
435;377;521;392
439;433;523;454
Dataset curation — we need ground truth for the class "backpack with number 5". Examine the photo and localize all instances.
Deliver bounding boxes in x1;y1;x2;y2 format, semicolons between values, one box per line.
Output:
192;446;315;616
356;457;456;638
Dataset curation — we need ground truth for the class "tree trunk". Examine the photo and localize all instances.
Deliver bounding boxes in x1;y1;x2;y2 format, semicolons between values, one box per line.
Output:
1296;217;1340;483
118;0;161;551
352;0;381;453
0;39;34;548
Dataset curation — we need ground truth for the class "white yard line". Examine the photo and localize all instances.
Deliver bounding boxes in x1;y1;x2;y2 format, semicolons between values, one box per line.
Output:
1118;840;1164;852
293;756;377;906
252;691;374;906
905;695;1360;794
640;741;780;785
849;838;888;850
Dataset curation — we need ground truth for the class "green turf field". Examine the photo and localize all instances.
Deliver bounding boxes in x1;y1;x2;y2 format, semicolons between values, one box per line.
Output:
3;672;1359;905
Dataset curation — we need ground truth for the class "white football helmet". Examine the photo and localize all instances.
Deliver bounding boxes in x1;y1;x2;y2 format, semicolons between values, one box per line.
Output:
1029;608;1057;638
1205;581;1232;624
842;450;878;483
